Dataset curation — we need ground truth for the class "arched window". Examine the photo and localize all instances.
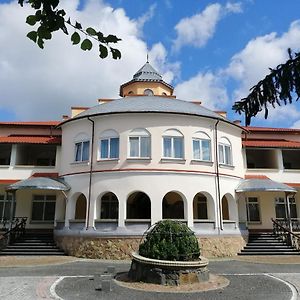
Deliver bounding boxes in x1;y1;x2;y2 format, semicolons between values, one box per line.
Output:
144;89;154;96
100;192;118;219
192;131;211;161
162;192;184;219
162;129;184;159
193;193;208;219
75;194;87;220
127;192;151;219
129;128;151;158
222;196;229;220
99;130;119;159
74;133;90;162
218;137;232;165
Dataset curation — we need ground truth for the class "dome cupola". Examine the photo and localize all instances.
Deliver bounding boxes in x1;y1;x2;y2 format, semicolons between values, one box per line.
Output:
120;62;174;97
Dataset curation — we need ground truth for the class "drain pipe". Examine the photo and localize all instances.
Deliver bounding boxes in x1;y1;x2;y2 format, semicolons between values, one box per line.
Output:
87;117;95;230
214;120;223;233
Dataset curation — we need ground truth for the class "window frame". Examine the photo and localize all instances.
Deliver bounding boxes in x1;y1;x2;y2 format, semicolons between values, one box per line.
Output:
31;194;56;223
162;129;184;160
0;194;12;221
246;197;261;223
99;137;119;160
192;138;211;162
218;138;233;166
74;140;90;162
128;129;151;159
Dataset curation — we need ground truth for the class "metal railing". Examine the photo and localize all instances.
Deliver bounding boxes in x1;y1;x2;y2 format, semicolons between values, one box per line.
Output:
275;218;300;232
271;218;300;251
0;217;27;250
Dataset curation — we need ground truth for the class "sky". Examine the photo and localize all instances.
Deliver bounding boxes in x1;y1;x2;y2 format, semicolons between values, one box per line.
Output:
0;0;300;127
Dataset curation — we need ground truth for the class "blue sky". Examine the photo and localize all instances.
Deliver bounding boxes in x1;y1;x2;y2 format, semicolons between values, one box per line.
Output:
0;0;300;127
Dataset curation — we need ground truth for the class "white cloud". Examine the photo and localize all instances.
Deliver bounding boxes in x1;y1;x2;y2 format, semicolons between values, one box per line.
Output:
174;71;228;110
255;104;300;126
225;2;243;13
149;43;180;84
136;3;157;36
172;2;242;52
227;20;300;102
0;0;177;120
291;119;300;129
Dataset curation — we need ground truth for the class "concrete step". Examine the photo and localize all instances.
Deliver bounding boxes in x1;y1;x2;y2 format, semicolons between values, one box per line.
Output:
238;252;300;255
1;248;63;252
0;251;65;256
12;242;56;246
6;245;59;249
244;245;293;249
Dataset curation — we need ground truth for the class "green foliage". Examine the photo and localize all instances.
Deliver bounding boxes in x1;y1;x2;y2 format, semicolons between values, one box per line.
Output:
18;0;121;60
233;49;300;126
139;220;200;261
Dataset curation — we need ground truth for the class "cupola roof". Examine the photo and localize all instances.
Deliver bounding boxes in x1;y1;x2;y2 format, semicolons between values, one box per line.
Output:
119;62;173;96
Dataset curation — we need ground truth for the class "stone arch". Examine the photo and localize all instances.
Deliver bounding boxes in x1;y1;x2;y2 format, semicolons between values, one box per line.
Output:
162;191;186;219
74;193;87;220
98;192;119;219
127;191;151;219
193;192;215;220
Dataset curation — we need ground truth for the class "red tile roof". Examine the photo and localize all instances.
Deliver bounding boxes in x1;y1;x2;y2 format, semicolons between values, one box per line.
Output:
243;139;300;148
285;183;300;188
245;175;269;179
0;121;60;126
31;172;59;178
0;136;61;144
244;126;300;133
0;179;19;184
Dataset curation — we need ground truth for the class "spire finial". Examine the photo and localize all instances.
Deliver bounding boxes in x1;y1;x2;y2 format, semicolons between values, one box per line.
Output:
146;52;149;63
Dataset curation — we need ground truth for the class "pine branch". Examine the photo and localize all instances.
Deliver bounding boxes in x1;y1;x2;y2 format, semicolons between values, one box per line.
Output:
232;49;300;125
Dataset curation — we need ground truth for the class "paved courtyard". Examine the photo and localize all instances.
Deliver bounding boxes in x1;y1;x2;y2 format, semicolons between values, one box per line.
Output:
0;256;300;299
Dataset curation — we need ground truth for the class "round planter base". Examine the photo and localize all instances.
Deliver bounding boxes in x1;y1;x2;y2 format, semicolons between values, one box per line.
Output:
128;252;209;286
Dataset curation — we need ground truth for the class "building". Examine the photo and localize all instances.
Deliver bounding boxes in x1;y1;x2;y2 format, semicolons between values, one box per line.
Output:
1;62;300;258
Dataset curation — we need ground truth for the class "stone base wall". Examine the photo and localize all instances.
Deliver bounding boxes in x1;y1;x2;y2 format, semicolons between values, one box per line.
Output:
55;235;247;260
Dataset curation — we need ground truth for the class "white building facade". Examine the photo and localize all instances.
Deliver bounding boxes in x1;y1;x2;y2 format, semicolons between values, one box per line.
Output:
2;63;300;258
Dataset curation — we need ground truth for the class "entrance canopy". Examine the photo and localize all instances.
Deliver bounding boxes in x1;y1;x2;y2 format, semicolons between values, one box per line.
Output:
236;179;296;193
5;177;70;192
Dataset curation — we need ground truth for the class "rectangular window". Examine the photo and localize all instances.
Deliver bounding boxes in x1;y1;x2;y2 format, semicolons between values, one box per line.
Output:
129;137;139;157
31;195;56;222
75;141;90;162
275;197;298;219
246;197;260;222
100;139;109;159
196;196;208;219
193;139;211;161
140;137;150;157
110;138;119;158
0;194;12;221
219;144;232;165
129;136;150;158
100;138;119;159
163;137;184;159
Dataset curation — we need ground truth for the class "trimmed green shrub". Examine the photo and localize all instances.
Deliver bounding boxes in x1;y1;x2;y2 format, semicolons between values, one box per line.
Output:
138;220;200;261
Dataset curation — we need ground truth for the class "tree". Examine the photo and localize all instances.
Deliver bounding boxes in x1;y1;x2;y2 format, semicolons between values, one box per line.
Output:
18;0;121;60
232;49;300;126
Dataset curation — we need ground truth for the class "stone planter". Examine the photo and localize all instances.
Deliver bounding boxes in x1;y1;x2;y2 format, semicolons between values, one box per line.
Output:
128;252;209;286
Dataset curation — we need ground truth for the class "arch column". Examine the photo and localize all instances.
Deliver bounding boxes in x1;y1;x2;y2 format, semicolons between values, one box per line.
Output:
54;192;66;223
186;195;193;228
118;194;126;227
